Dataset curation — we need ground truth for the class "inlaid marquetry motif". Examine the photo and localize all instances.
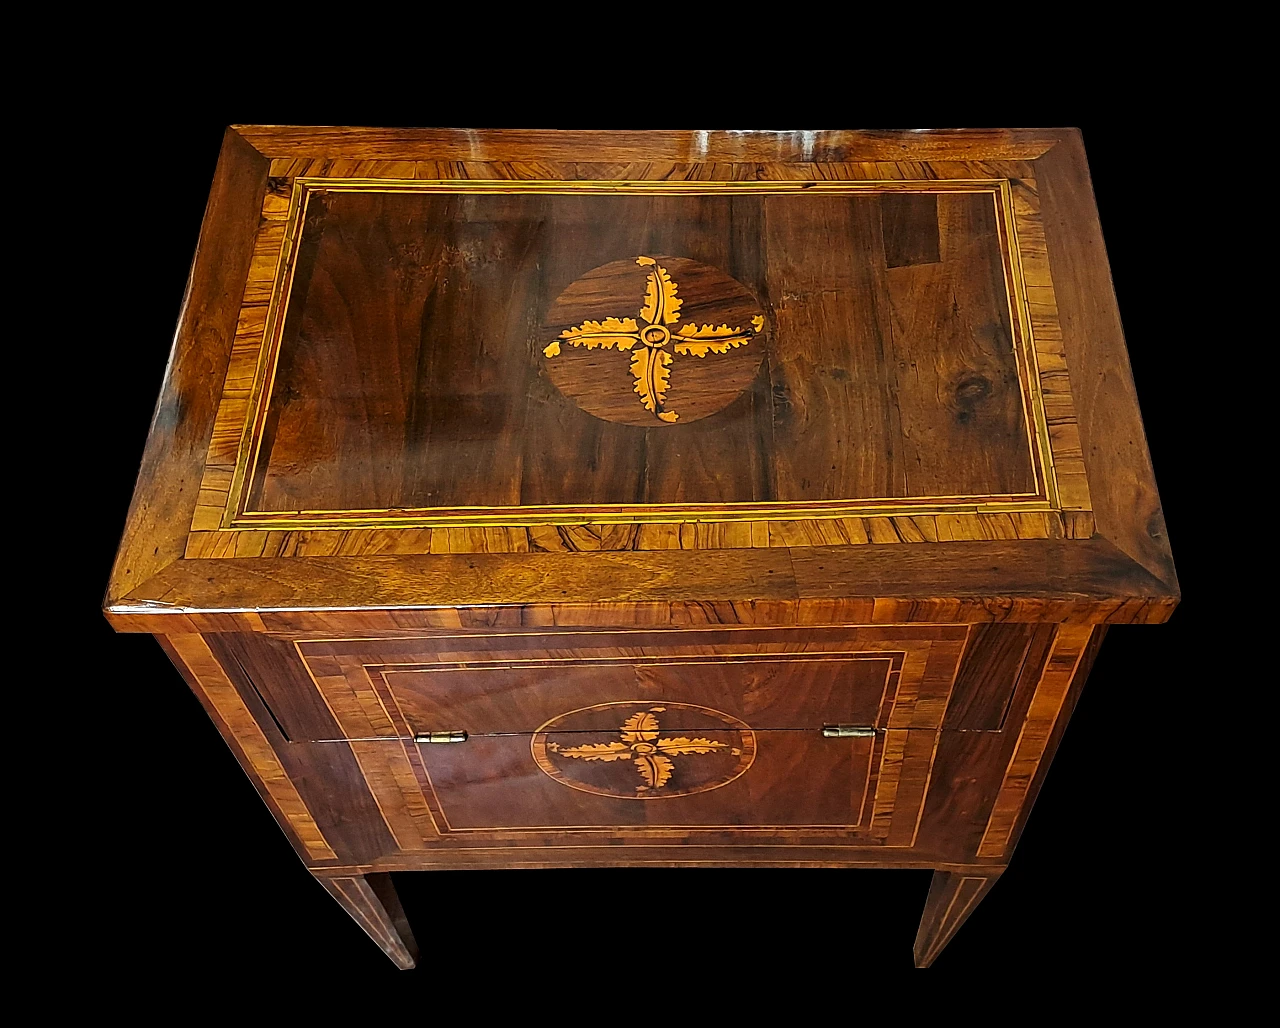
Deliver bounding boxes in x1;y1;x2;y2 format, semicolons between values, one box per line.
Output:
186;177;1092;541
532;701;756;799
541;255;769;425
550;708;730;790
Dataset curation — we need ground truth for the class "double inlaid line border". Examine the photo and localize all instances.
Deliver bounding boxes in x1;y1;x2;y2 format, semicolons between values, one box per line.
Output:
200;177;1076;534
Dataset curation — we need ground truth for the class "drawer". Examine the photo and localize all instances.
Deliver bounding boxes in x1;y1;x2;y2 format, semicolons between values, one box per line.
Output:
324;649;899;831
220;626;977;844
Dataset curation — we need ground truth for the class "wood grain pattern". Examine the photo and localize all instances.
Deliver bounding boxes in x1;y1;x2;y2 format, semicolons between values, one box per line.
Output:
1036;131;1175;586
260;160;1049;186
291;627;957;841
765;192;901;500
881;193;941;268
234;185;1040;519
185;172;1089;554
204;633;402;864
944;623;1038;730
181;508;1090;559
304;649;439;849
913;626;1056;859
882;192;1031;496
314;856;1006;874
236;127;1064;163
998;624;1107;857
159;634;337;861
976;624;1095;858
1009;177;1092;513
108;129;1166;606
190;177;295;533
105;128;1177;970
108;537;1176;636
107;129;268;602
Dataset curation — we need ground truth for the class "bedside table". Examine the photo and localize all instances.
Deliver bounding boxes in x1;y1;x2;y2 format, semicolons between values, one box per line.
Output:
106;126;1177;969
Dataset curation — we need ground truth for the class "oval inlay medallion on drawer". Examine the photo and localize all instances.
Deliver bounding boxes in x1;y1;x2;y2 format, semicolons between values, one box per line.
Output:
531;700;757;799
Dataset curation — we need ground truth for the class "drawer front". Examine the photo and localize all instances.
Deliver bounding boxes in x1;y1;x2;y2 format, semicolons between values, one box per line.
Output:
289;626;968;846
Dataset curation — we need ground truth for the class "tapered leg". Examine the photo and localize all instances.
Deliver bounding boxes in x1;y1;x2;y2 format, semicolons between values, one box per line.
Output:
317;873;419;969
914;869;1002;967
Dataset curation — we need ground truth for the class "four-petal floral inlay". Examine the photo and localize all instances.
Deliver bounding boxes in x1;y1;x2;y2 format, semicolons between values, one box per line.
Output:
546;706;729;791
543;256;765;423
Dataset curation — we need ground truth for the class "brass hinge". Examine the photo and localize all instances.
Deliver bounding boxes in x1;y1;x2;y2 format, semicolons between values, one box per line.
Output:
414;731;469;744
822;724;877;738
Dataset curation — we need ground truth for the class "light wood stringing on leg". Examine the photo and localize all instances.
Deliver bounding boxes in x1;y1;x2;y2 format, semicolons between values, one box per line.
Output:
317;872;419;970
914;869;1003;968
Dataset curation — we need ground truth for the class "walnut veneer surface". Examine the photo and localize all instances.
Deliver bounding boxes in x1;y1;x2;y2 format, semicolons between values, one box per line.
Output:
107;127;1176;968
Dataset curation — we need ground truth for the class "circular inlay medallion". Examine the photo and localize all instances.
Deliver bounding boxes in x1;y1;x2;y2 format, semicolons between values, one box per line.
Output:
531;700;757;799
540;256;769;426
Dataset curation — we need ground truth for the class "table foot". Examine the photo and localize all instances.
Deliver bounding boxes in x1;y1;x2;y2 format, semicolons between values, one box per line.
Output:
317;873;418;969
914;869;1002;968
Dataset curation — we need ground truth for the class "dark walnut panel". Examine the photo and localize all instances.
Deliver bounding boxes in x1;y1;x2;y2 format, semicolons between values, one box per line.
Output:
392;730;887;832
291;626;967;729
368;654;896;736
185;622;1064;863
312;648;899;832
237;626;969;844
247;188;1036;515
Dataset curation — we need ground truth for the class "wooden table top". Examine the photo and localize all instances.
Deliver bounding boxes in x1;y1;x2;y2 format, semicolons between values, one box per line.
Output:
106;128;1177;633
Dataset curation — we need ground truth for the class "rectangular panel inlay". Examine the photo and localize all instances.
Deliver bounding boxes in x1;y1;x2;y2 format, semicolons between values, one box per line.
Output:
211;179;1063;532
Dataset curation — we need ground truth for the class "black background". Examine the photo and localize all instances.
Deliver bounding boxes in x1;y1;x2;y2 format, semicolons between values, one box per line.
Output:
75;85;1215;985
